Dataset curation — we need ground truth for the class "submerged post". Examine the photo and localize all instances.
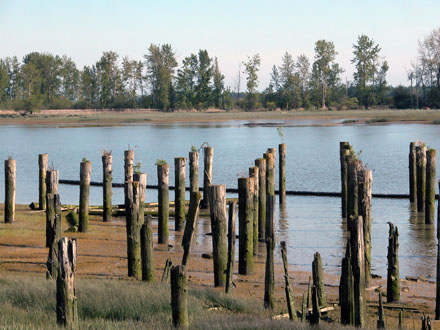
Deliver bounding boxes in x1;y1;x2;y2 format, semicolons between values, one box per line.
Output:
255;158;266;241
189;150;199;194
279;143;286;204
264;194;275;309
249;166;259;255
126;181;141;279
238;177;254;275
79;160;91;233
340;142;351;218
225;201;237;294
409;142;417;203
312;252;327;307
39;153;48;210
202;146;213;209
425;149;436;224
56;238;78;329
141;215;155;282
102;151;112;222
157;163;169;245
209;184;228;287
170;265;189;328
46;193;61;279
174;157;186;231
416;144;427;212
181;192;202;266
387;222;400;303
4;158;16;224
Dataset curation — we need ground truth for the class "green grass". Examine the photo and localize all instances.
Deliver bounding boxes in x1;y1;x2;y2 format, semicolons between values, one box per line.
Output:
0;275;348;329
365;118;389;124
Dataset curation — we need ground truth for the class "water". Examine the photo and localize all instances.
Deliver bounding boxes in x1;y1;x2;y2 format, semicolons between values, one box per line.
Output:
0;121;439;278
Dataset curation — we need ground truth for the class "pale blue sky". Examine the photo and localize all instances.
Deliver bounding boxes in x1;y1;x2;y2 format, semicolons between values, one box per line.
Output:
1;0;439;89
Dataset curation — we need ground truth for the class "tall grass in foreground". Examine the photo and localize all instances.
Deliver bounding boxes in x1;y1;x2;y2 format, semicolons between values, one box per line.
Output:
0;275;348;329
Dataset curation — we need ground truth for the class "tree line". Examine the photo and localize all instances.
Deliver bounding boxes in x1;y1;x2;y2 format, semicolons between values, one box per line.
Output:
0;30;438;112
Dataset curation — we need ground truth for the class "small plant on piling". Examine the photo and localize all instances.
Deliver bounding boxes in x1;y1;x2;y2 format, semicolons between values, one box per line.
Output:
7;155;13;160
134;162;142;174
155;159;167;166
191;145;197;152
277;126;284;143
102;150;112;157
82;157;89;162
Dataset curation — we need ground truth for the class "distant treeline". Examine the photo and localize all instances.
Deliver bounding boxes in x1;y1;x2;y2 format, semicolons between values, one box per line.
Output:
0;29;439;112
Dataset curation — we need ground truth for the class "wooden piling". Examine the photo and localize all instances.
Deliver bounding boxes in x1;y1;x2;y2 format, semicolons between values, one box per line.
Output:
437;183;440;320
409;142;417;203
416;144;427;212
387;221;400;303
39;153;48;210
351;216;366;327
340;142;351;216
126;181;141;279
46;193;61;279
202;146;213;209
238;177;254;275
189;150;199;194
102;152;112;222
157;163;169;245
340;238;354;325
174;157;186;231
46;169;59;247
4;158;16;224
347;157;358;229
162;258;173;282
312;252;327;307
124;149;134;208
249;166;259;255
301;292;307;322
56;238;78;329
181;192;202;266
79;160;91;233
265;150;276;199
255;158;266;241
209;184;228;287
425;149;436;224
170;265;189;328
281;241;296;320
134;172;147;225
358;168;372;287
310;285;320;325
377;291;386;329
279;143;286;204
226;201;237;293
141;215;155;282
399;310;404;329
264;194;275;309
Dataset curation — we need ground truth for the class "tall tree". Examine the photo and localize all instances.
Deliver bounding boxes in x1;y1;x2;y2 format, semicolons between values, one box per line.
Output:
60;55;79;101
95;51;120;108
296;54;311;108
212;57;224;109
175;54;198;109
243;53;261;110
195;50;213;109
313;40;337;109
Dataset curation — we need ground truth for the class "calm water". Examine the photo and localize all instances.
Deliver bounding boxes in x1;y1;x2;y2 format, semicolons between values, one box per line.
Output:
0;121;439;278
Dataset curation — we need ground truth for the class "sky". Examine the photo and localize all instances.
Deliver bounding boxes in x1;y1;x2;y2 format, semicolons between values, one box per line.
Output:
1;0;439;90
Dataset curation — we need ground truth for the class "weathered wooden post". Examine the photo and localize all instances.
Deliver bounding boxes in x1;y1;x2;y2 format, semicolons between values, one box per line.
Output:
102;151;112;222
46;169;59;247
209;184;228;287
351;216;366;327
340;142;351;218
347;157;358;228
133;172;146;223
170;265;189;328
157;162;169;245
399;310;404;329
340;238;354;325
249;166;259;255
255;158;266;241
279;143;286;204
312;252;327;307
79;160;91;233
39;153;48;210
202;146;213;209
126;181;141;279
266;149;276;202
358;167;373;287
162;258;173;282
225;201;237;294
46;193;61;279
189;149;199;194
301;292;307;322
422;314;432;330
56;238;78;329
425;149;436;224
4;158;16;224
238;177;254;275
264;194;275;309
377;291;386;329
409;142;417;203
281;241;296;320
124;149;134;208
141;215;154;282
437;180;440;320
387;221;400;303
174;157;186;231
416;144;427;212
181;192;202;266
310;285;320;325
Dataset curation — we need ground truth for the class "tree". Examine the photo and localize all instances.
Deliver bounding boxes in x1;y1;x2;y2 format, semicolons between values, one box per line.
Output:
60;55;79;102
195;50;213;109
279;52;300;109
313;40;337;109
0;60;9;104
296;54;311;108
95;51;121;108
212;57;224;109
243;54;261;110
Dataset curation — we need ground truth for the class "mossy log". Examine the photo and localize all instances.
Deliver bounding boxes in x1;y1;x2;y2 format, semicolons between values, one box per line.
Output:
189;151;199;194
79;161;91;233
174;157;186;231
264;194;275;309
249;166;259;255
102;153;112;222
56;237;78;329
312;252;327;307
387;222;400;303
202;146;213;209
416;144;427;212
281;241;296;320
425;149;436;224
238;177;254;275
39;154;48;210
141;215;155;282
126;181;141;279
46;193;61;279
225;201;237;294
181;192;202;266
255;158;266;241
279;143;286;204
209;185;228;287
409;142;417;203
4;158;16;224
157;163;169;245
170;265;189;328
